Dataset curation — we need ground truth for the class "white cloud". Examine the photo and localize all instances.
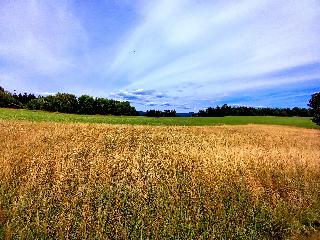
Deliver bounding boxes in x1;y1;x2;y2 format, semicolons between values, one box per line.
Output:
109;0;320;99
0;0;87;75
35;91;56;96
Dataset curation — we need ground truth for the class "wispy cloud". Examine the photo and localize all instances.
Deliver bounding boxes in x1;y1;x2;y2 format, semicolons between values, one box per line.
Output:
109;0;320;104
110;89;166;102
0;0;87;74
109;88;188;110
0;0;88;93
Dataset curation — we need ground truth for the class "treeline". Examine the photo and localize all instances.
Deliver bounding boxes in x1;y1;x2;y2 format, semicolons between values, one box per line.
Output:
195;104;312;117
0;86;25;109
0;86;137;116
145;109;177;117
1;86;317;119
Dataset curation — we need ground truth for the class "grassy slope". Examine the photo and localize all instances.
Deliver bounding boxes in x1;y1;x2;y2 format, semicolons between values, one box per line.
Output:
0;108;319;129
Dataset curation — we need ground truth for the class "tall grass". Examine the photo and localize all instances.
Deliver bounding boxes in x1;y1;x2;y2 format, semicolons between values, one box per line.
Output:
0;120;319;239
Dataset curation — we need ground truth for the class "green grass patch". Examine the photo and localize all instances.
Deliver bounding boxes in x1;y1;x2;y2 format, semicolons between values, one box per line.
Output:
0;108;319;129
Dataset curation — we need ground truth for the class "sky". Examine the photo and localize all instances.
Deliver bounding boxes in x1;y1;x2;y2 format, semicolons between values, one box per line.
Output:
0;0;320;112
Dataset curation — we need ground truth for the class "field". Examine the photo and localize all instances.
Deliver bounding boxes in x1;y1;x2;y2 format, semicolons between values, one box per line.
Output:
0;108;319;129
0;120;320;239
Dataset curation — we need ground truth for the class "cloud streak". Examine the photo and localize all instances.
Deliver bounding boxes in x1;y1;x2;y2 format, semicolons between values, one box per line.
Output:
109;0;320;106
0;0;89;93
0;0;87;74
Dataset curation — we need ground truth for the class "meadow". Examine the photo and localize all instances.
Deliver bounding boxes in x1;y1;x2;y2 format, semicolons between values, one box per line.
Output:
0;120;319;239
0;108;319;129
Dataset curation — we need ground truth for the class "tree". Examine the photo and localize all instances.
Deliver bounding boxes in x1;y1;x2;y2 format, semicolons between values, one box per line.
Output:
308;92;320;125
163;109;176;117
94;98;109;115
78;95;95;114
0;86;22;108
146;110;163;117
54;93;78;113
27;98;42;110
145;109;176;117
13;92;36;105
0;87;137;116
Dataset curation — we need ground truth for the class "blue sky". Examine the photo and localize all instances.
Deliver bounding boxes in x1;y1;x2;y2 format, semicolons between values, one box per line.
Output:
0;0;319;112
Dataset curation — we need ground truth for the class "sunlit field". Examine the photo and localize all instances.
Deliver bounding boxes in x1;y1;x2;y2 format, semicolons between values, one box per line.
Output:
0;108;319;129
0;120;319;239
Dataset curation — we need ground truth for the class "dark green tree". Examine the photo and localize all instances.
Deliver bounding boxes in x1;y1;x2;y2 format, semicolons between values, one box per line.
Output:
115;101;137;116
94;98;109;115
163;109;176;117
26;93;77;113
26;98;42;110
145;110;162;117
78;95;95;114
54;93;78;113
0;86;22;108
13;92;36;105
308;92;320;125
1;87;137;116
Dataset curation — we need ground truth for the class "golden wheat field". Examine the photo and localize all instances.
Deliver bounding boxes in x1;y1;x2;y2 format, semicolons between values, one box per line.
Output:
0;120;320;239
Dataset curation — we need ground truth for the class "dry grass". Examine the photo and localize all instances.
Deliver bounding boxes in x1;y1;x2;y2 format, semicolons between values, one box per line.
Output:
0;120;320;239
